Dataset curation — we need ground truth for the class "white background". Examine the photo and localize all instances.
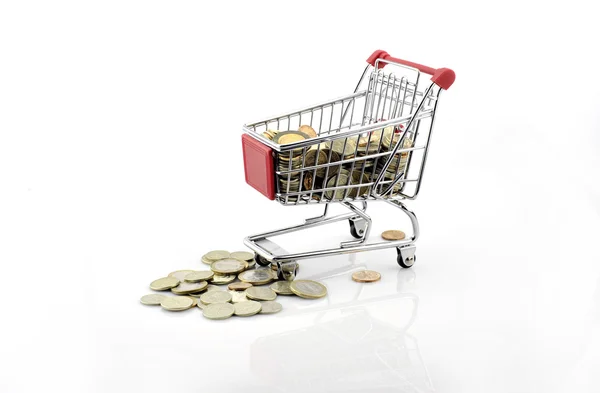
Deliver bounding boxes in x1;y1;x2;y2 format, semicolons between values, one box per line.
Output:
1;1;599;392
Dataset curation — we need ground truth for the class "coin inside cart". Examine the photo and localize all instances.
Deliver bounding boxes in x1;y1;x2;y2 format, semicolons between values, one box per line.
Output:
274;131;308;145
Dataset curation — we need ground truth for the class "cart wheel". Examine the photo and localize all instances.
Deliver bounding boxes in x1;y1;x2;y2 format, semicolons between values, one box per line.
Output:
397;246;416;268
255;253;271;267
349;218;367;239
277;261;298;281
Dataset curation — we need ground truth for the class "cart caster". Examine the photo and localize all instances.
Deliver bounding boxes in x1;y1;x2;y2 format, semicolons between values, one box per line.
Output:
255;253;271;267
276;261;298;281
397;245;416;268
349;218;368;239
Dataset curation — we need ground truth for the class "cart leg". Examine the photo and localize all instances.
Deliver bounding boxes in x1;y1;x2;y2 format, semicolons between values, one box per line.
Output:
276;261;299;281
341;201;371;248
304;204;329;224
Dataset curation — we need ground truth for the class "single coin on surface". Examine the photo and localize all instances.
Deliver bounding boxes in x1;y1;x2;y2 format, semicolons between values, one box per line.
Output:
160;296;194;311
229;290;248;303
381;230;406;241
210;274;236;285
352;270;381;283
203;303;235;320
204;250;230;262
211;259;247;275
168;270;196;281
233;300;262;317
230;251;254;262
171;280;208;295
290;280;327;299
184;271;214;283
228;282;252;291
150;277;180;291
270;281;294;295
260;301;283;314
238;269;275;285
246;287;277;301
140;294;166;305
200;290;232;305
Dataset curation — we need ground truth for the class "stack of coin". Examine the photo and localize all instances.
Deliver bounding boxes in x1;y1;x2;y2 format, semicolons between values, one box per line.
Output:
261;129;279;141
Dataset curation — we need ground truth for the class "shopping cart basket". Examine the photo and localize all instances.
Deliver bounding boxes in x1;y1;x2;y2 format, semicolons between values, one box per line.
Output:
241;50;455;280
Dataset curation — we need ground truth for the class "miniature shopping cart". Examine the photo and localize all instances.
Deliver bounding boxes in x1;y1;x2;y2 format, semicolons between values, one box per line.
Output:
241;50;455;280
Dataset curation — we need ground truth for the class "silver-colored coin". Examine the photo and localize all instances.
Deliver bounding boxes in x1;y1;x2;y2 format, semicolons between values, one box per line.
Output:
200;290;232;305
160;296;194;311
210;274;236;284
270;281;294;295
149;277;180;291
229;290;248;303
211;259;247;275
230;251;254;262
184;271;214;282
246;259;256;269
245;287;277;301
203;303;234;320
259;301;282;314
196;301;206;310
171;280;208;295
204;250;230;262
206;284;225;292
168;270;196;281
233;300;262;317
201;255;213;265
140;294;166;305
184;296;198;307
238;269;275;285
290;280;327;299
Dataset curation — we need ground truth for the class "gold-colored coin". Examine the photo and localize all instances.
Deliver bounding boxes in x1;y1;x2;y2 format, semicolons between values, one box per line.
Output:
246;287;277;301
206;284;225;291
149;277;180;291
201;255;213;265
381;230;406;240
351;270;381;283
246;259;256;269
230;251;254;262
275;131;307;145
200;291;232;305
270;281;294;295
140;294;166;305
204;250;230;262
298;125;317;138
196;301;206;310
184;271;214;282
229;290;248;303
184;296;198;307
203;303;235;320
160;296;194;311
168;270;196;281
259;301;283;314
228;282;253;291
171;280;208;295
290;280;327;299
238;269;276;285
210;274;236;284
211;259;247;275
233;300;262;317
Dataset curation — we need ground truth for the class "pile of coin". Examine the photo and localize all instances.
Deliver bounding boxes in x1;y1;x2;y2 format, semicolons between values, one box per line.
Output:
140;249;328;321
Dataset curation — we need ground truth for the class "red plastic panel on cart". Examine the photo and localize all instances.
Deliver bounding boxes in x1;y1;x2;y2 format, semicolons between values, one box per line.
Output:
242;134;275;200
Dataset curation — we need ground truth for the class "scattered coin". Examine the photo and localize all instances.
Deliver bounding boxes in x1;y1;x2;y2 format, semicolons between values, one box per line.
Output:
204;250;230;262
381;230;406;240
150;277;180;291
206;284;225;291
290;280;327;299
200;291;232;305
211;259;248;275
260;301;282;314
196;301;206;310
203;303;235;320
160;296;194;311
238;269;276;285
210;274;236;285
270;281;294;295
230;251;254;262
229;290;248;303
171;280;208;295
351;270;382;283
228;282;253;291
201;255;213;265
168;270;196;281
140;294;166;305
246;287;277;301
234;300;262;317
185;296;198;307
184;271;214;282
246;259;256;269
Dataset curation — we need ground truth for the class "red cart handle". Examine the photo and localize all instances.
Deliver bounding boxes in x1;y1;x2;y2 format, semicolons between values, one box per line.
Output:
366;50;455;90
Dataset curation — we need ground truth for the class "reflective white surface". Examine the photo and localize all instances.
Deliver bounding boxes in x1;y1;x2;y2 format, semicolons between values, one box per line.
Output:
1;1;599;392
